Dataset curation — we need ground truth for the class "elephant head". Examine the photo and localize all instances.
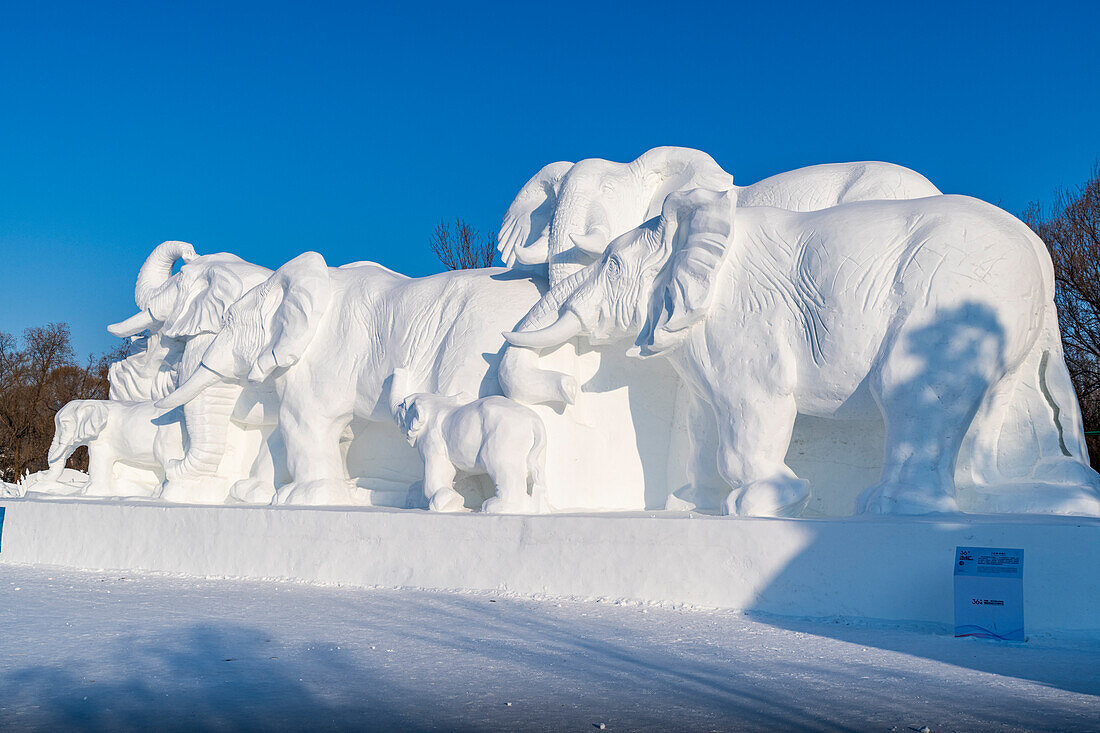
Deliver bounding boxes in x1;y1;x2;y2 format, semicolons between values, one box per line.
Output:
158;251;332;410
504;188;737;359
498;147;733;284
44;400;109;481
107;241;273;488
108;241;273;346
496;149;732;406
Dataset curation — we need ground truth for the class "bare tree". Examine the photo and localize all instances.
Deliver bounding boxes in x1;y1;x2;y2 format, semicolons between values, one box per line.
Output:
0;324;123;481
430;218;498;270
1024;164;1100;462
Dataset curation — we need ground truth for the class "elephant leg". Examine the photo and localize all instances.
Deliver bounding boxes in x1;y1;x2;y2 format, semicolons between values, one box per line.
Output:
679;343;808;517
481;459;534;514
858;314;1002;515
666;382;725;511
276;409;366;506
711;389;809;518
230;428;280;504
423;455;463;512
83;445;114;496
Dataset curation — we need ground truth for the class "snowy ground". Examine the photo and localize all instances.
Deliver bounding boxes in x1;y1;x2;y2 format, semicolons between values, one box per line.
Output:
0;567;1096;732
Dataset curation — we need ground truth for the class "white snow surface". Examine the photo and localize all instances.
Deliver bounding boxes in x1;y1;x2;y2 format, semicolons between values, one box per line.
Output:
0;565;1096;731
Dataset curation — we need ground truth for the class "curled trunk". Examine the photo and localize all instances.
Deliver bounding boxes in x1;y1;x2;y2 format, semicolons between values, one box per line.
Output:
135;241;196;309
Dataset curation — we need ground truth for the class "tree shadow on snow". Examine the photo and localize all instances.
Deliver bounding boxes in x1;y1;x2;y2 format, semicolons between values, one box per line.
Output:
0;622;424;732
744;302;1100;703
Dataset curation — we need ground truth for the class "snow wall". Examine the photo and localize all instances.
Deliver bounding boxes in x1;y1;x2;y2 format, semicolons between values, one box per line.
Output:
1;499;1097;637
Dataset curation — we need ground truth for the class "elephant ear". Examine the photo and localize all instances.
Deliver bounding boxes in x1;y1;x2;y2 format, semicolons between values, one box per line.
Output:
247;252;332;382
163;268;246;338
638;188;737;356
635;147;735;220
498;161;574;266
406;400;426;435
78;402;109;440
395;397;425;438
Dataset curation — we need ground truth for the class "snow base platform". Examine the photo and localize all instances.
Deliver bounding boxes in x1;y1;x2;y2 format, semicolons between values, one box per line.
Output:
0;498;1097;636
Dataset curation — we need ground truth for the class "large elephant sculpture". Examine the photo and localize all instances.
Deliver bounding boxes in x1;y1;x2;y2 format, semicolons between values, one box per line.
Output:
107;240;277;502
157;253;546;506
504;187;1100;517
498;151;942;406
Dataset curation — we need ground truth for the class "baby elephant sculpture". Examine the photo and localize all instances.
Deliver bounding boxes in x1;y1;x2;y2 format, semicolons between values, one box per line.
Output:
43;399;183;496
392;378;549;514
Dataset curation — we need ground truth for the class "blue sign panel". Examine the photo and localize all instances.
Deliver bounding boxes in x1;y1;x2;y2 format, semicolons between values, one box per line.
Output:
954;546;1024;641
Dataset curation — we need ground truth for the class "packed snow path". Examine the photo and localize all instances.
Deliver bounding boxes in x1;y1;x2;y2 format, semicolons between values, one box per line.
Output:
0;567;1096;731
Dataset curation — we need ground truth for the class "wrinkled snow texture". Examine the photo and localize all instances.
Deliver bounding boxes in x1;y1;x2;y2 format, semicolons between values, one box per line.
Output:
0;566;1096;732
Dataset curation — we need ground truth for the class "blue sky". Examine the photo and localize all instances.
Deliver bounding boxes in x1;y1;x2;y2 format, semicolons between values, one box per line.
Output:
1;0;1097;357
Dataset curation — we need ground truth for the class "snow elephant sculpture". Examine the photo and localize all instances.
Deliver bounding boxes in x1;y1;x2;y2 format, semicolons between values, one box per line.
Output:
107;240;278;502
499;150;940;278
41;399;184;497
498;151;942;406
504;188;1100;517
498;147;734;281
391;378;549;514
158;253;546;506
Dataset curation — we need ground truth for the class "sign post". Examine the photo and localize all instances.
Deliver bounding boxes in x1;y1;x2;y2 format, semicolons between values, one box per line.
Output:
954;546;1024;641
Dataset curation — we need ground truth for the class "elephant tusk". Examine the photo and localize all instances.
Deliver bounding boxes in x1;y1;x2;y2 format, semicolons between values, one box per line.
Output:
570;229;610;255
514;231;551;265
155;364;223;411
107;310;158;338
503;311;583;350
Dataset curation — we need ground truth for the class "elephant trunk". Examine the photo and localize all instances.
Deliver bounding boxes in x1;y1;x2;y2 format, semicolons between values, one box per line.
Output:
547;192;609;286
498;268;591;406
518;267;589;331
44;434;72;482
166;379;242;480
135;241;197;309
107;309;158;338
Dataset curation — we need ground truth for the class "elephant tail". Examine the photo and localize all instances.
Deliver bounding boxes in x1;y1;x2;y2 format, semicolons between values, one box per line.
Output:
528;415;550;511
964;304;1096;487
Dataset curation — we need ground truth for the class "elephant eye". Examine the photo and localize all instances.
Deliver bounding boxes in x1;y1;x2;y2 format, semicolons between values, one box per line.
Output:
606;256;623;281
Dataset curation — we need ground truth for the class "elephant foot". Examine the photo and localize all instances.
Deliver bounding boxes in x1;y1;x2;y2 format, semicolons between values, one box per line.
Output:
857;481;959;516
1030;457;1100;488
664;491;698;512
961;481;1100;517
723;474;810;517
275;479;370;507
482;493;538;514
428;487;465;513
532;490;553;514
230;478;277;505
159;477;232;505
405;482;430;509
